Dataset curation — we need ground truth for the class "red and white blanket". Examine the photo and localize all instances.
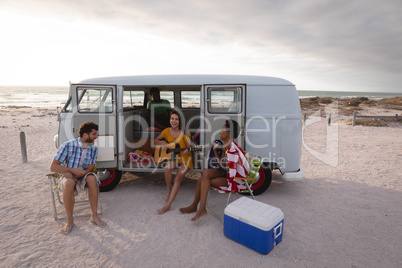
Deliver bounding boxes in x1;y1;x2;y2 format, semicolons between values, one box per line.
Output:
216;141;250;193
128;150;154;162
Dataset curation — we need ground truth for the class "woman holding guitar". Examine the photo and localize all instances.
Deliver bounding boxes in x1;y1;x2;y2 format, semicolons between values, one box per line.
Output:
154;110;193;214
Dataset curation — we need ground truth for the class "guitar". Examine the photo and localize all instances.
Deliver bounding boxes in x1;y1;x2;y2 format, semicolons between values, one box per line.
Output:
154;143;202;163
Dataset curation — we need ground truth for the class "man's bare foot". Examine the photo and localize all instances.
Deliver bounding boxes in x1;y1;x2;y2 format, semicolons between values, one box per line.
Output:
157;204;170;214
60;221;74;235
90;216;106;228
179;205;197;214
191;209;208;222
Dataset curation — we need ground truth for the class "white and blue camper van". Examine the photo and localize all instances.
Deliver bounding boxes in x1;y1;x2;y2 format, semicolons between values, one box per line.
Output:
54;75;304;194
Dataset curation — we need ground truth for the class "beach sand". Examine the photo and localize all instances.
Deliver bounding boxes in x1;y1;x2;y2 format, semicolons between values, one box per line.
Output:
0;100;401;267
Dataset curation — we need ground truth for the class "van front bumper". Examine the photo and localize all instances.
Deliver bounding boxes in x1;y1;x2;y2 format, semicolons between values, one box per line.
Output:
53;134;59;149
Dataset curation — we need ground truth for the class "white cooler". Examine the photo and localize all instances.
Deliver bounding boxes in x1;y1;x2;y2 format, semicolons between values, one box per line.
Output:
223;197;284;254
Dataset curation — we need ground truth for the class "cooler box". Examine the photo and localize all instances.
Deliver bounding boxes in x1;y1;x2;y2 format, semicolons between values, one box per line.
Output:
223;197;284;254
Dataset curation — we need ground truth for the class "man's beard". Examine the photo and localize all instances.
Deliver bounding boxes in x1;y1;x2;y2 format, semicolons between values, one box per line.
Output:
83;137;94;144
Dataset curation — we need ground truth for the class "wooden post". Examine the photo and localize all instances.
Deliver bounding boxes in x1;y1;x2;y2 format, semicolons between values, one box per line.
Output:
328;113;331;126
20;130;28;163
352;113;356;126
304;113;307;126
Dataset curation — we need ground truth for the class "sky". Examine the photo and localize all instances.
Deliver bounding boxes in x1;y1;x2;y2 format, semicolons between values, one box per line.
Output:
0;0;401;93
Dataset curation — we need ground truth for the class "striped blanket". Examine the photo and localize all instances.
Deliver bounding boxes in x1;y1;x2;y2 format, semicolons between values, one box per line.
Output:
216;141;250;193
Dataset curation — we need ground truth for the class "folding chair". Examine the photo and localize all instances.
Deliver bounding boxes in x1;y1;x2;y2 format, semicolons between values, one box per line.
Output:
206;152;263;223
47;173;103;220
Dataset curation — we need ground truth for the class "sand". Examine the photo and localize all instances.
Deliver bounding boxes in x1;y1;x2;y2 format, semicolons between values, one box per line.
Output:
0;104;401;267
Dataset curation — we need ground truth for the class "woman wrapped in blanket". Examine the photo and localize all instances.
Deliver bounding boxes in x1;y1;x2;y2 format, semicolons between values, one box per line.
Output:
155;109;193;214
180;119;249;222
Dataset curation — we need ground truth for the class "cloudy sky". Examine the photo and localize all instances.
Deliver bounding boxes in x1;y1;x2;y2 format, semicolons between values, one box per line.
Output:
0;0;401;92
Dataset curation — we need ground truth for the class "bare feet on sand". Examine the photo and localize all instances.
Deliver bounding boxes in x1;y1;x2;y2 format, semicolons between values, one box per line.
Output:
60;221;74;235
191;209;208;222
157;204;170;214
90;216;107;228
179;205;197;214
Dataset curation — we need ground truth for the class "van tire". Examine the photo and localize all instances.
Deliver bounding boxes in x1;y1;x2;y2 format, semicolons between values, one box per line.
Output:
99;169;122;192
243;166;272;196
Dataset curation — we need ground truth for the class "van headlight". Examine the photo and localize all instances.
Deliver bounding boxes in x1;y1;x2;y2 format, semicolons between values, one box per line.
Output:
54;134;59;149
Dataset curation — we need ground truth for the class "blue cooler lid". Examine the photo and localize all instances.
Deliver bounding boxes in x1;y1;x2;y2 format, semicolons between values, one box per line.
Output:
224;197;284;231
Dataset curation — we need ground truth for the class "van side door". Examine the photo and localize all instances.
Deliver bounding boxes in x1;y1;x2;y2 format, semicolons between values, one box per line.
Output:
71;84;118;169
202;84;246;159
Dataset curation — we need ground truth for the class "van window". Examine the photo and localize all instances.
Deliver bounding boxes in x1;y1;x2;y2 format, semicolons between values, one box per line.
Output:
77;87;113;113
123;91;144;107
208;87;242;113
181;91;200;108
160;91;174;106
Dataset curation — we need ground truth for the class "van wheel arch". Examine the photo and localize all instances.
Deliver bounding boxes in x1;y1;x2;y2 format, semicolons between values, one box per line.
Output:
242;166;272;196
98;169;122;192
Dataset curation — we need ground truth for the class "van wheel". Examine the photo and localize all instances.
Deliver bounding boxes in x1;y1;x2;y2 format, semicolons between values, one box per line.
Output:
98;169;122;192
243;167;272;196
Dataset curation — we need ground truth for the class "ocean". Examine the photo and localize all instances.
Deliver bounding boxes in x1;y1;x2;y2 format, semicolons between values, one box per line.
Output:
0;86;69;109
0;86;401;109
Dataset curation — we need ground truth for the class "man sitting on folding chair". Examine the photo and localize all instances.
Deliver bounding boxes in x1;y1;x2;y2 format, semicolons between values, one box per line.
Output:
49;121;106;235
180;119;250;222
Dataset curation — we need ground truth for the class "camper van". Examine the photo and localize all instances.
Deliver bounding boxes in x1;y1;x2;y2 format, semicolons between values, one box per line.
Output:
54;75;304;195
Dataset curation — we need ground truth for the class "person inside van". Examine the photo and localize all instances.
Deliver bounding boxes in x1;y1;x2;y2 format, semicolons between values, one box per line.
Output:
49;121;106;235
154;110;194;214
179;119;249;222
147;87;171;130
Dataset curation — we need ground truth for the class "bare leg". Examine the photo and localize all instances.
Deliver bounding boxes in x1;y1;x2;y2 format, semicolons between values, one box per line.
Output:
179;169;227;220
179;178;201;214
158;164;189;214
87;175;106;228
164;161;174;203
61;178;75;235
190;175;211;221
191;175;227;222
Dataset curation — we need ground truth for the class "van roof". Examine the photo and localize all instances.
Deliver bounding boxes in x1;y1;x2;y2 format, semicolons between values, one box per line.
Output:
78;74;294;86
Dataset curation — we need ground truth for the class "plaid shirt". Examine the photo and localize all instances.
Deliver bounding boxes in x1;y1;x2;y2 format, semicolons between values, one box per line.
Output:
54;138;98;170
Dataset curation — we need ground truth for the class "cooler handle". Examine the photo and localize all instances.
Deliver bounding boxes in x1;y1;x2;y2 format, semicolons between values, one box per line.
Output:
274;222;282;239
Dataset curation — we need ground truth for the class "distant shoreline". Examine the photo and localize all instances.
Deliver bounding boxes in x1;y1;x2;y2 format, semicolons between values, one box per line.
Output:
1;96;400;128
298;90;402;99
300;96;401;127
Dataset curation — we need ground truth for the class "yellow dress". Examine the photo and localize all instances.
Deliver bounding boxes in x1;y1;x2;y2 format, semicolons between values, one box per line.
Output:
161;128;194;169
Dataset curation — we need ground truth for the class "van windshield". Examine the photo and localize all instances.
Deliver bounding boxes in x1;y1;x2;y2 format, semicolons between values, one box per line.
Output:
63;97;72;112
77;87;113;113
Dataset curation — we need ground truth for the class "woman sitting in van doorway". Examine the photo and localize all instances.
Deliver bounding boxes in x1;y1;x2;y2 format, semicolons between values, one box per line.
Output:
154;109;194;214
147;87;171;130
179;119;249;222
